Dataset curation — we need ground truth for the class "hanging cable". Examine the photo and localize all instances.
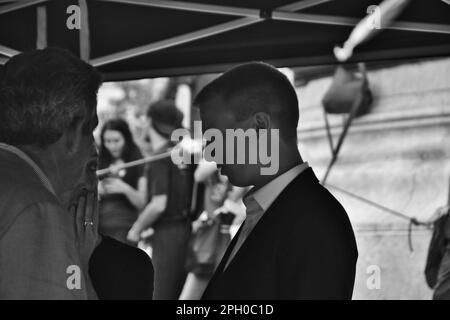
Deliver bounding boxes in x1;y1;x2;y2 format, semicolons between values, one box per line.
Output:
325;182;430;252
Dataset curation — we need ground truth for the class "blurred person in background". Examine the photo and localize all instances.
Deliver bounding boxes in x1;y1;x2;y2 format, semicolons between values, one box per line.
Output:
98;118;147;246
432;204;450;300
127;100;195;300
179;159;231;300
427;177;450;300
180;158;247;300
92;120;155;299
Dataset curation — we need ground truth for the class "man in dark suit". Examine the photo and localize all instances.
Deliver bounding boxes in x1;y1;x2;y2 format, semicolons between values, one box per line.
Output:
196;62;358;300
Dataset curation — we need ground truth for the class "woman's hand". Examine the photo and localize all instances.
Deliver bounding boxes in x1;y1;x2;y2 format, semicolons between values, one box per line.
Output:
102;177;131;195
127;224;141;243
192;219;203;233
70;191;99;271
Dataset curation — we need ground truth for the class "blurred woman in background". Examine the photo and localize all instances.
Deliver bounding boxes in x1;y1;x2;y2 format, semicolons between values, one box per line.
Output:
98;118;147;245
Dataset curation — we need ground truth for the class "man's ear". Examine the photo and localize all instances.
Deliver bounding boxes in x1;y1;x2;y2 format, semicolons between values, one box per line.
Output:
253;112;271;131
65;116;85;155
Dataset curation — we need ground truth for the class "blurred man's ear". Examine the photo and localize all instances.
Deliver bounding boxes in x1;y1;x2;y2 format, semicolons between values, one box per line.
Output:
65;116;85;154
253;112;271;131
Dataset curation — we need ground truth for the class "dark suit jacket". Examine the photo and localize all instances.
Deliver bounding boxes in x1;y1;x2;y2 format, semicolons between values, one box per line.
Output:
89;235;154;300
202;168;358;300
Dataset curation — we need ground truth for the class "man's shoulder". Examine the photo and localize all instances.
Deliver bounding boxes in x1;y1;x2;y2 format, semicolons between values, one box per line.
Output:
270;169;355;243
0;175;62;240
0;175;57;214
275;168;346;216
0;152;56;201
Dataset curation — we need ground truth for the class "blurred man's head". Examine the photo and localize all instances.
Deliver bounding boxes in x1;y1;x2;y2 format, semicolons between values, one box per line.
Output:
195;62;300;187
0;47;102;205
146;100;184;150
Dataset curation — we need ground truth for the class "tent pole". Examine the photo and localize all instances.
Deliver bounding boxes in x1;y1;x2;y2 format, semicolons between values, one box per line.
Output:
79;0;90;61
98;0;333;17
0;0;47;15
36;5;47;49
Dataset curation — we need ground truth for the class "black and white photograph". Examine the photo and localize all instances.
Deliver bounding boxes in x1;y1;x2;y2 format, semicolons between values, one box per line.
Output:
0;0;449;305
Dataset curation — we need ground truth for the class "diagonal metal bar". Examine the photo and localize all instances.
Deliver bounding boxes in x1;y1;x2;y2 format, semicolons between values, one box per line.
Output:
0;0;47;15
0;44;20;57
273;11;450;34
90;0;334;67
91;17;260;67
278;0;333;11
98;0;261;18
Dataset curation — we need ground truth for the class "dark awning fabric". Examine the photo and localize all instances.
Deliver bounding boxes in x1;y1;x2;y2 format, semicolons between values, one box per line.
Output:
1;0;449;81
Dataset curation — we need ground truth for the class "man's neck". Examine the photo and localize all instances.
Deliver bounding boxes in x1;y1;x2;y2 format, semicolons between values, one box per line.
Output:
253;147;303;190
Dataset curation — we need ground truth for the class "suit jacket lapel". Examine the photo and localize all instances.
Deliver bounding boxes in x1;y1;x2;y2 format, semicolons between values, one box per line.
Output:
216;221;245;274
203;168;320;297
216;168;319;275
203;220;246;297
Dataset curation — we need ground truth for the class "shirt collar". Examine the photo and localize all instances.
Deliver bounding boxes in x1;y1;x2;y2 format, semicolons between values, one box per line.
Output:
0;143;56;196
244;162;309;213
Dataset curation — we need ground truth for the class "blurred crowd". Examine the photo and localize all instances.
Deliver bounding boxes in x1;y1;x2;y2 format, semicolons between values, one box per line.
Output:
96;100;246;300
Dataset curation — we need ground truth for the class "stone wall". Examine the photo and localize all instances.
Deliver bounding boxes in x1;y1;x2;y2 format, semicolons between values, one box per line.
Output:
295;57;450;299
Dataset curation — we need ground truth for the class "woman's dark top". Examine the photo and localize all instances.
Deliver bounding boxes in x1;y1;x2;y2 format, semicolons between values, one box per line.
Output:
145;143;195;226
89;236;154;300
99;149;144;244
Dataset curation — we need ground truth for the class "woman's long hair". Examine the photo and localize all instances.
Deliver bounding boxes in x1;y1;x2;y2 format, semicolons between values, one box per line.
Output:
98;118;141;170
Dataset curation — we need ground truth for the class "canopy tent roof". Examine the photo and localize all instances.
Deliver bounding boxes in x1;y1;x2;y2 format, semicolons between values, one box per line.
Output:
1;0;449;81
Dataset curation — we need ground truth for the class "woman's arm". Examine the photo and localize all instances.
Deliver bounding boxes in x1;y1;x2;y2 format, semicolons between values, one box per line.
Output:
102;177;147;210
127;194;167;242
123;177;147;210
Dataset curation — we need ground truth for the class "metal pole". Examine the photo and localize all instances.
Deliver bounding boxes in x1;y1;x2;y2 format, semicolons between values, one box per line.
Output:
0;0;47;15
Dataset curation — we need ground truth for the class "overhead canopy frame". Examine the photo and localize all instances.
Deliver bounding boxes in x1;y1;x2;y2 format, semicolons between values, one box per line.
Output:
0;0;449;80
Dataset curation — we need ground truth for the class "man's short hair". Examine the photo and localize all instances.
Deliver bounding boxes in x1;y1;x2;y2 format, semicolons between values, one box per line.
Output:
194;62;299;142
0;47;102;146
